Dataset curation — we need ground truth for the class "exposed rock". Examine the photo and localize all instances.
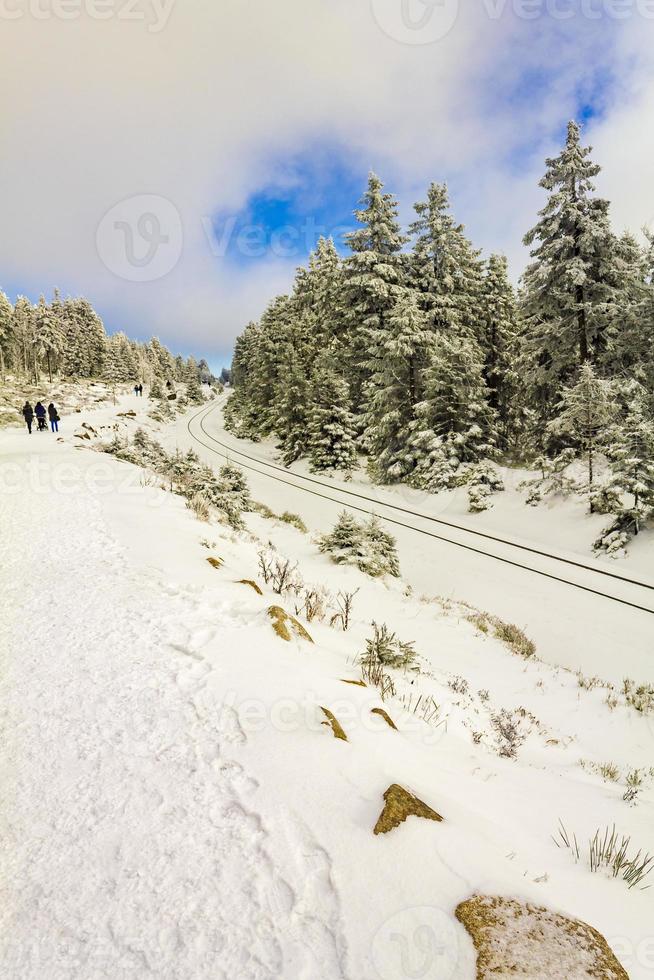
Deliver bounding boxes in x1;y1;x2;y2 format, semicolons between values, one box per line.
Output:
267;606;313;644
206;557;223;570
371;707;398;730
320;707;348;742
237;579;263;595
373;784;442;835
455;895;628;980
340;679;367;688
117;411;136;418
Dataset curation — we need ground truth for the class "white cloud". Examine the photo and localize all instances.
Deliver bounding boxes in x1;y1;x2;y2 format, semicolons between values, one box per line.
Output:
0;0;651;363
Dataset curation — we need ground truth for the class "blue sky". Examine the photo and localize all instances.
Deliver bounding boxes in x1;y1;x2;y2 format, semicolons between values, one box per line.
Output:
1;1;652;373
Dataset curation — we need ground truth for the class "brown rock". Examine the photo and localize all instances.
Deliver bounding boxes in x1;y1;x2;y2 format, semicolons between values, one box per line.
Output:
320;707;348;742
456;895;628;979
267;606;313;644
373;784;442;835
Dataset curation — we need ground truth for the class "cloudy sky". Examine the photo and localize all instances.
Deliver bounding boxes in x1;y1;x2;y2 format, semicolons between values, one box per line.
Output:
1;0;653;371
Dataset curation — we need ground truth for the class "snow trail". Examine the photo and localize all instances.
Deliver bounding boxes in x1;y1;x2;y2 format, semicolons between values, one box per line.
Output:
0;447;346;979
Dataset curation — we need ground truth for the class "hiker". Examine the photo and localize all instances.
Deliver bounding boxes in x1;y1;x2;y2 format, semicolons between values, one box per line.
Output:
34;401;47;431
138;383;143;396
48;402;60;433
134;384;139;397
22;401;34;434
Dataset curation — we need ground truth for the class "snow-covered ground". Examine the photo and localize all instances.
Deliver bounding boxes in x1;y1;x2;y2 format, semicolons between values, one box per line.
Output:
2;386;653;979
172;397;654;684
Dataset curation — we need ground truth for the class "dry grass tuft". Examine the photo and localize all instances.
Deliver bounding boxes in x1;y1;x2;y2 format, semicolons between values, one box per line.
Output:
237;579;263;595
371;707;398;730
320;707;348;742
267;606;313;644
373;784;442;835
206;557;224;570
455;895;628;979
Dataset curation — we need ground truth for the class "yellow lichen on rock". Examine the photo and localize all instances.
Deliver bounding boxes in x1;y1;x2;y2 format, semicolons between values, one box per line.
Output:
455;895;628;980
238;579;263;595
206;557;223;570
267;606;313;644
371;707;398;730
320;707;348;742
373;784;442;835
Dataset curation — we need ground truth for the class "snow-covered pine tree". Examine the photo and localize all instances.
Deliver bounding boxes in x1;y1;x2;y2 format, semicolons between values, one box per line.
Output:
274;310;315;466
0;290;14;379
408;182;484;341
34;294;63;382
185;372;205;405
307;358;358;473
605;392;654;530
12;296;35;380
363;289;432;482
481;254;523;450
549;362;616;512
521;121;615;418
408;332;498;490
344;172;407;414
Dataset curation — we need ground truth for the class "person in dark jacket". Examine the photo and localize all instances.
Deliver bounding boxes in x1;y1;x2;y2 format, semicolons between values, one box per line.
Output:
22;401;34;434
34;401;47;431
48;402;60;433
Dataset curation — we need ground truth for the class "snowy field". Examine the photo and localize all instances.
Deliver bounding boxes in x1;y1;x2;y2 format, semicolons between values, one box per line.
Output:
173;396;654;684
2;386;653;979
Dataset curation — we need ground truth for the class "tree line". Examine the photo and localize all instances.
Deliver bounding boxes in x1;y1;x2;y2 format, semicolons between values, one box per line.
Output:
0;287;214;393
225;121;654;550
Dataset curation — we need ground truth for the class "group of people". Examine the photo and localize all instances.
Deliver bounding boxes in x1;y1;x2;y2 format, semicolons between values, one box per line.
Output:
22;401;60;434
133;383;143;396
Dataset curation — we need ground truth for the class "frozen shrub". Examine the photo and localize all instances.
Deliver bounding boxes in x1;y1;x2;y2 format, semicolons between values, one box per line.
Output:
186;493;211;522
360;622;416;671
279;511;307;533
467;462;505;513
520;449;577;507
319;511;400;578
490;709;527;759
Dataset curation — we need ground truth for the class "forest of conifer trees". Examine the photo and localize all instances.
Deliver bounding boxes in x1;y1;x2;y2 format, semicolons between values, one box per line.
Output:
226;121;654;553
0;286;213;395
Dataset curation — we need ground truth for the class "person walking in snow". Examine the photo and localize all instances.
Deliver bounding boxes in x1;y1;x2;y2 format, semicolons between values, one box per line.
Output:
138;383;143;396
134;384;139;397
34;401;47;432
48;402;60;433
22;401;34;434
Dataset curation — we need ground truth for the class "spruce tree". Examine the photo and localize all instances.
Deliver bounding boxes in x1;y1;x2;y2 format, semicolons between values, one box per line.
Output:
409;182;484;340
605;393;654;531
481;254;520;448
344;172;407;412
0;290;14;379
409;333;498;489
363;289;431;482
307;360;358;473
521;121;614;416
549;362;616;512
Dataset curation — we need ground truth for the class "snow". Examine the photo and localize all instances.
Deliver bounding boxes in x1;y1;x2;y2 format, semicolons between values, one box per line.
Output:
172;396;654;685
1;387;653;979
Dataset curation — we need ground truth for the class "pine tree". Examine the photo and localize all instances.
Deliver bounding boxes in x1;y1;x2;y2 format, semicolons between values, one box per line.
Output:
307;360;358;473
0;290;14;379
34;294;63;382
521;121;615;416
344;172;407;412
363;289;432;482
409;182;484;340
549;362;616;512
481;254;521;448
605;395;654;530
186;373;204;405
409;332;498;489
